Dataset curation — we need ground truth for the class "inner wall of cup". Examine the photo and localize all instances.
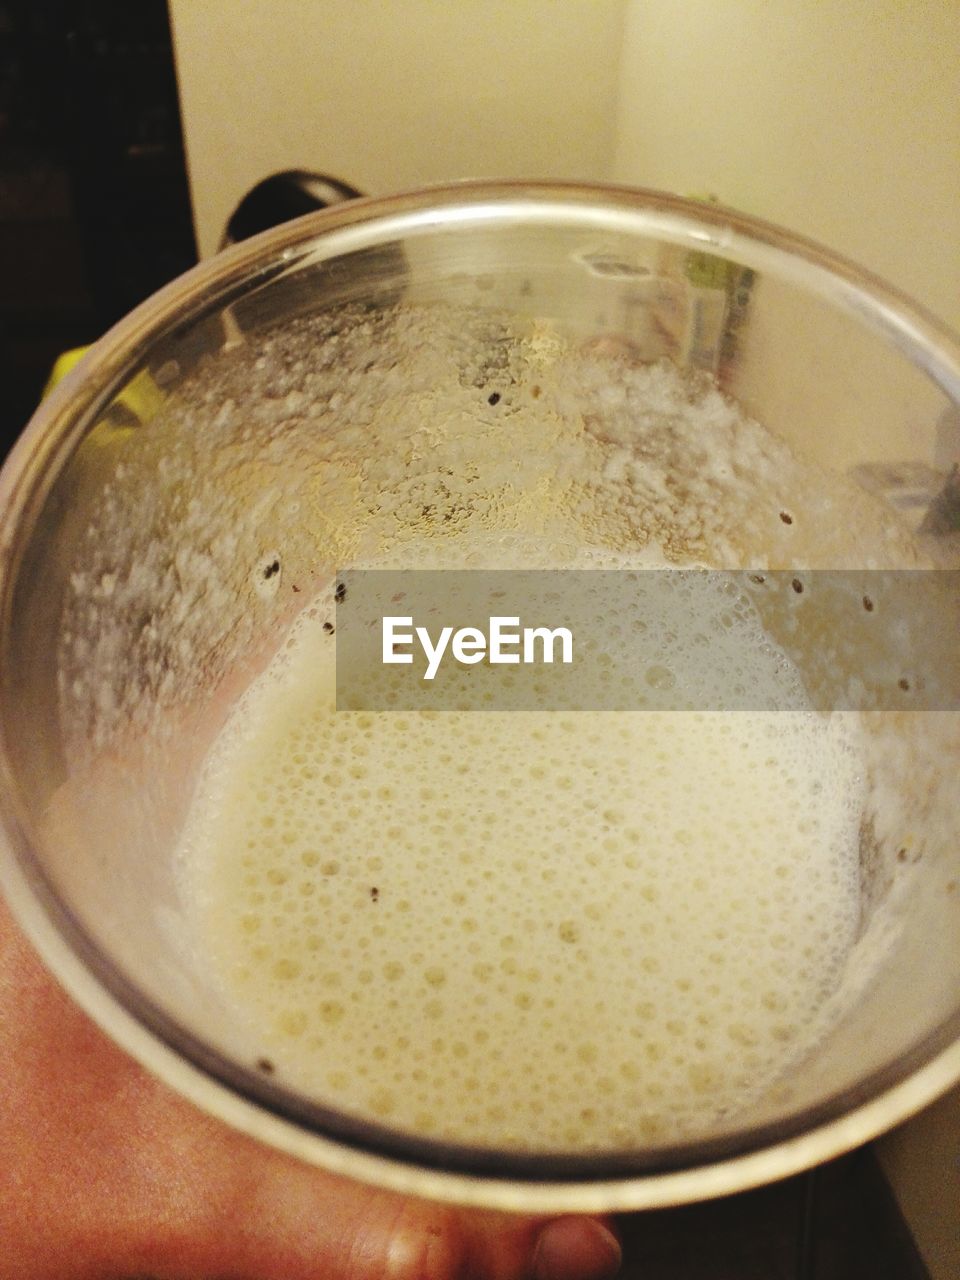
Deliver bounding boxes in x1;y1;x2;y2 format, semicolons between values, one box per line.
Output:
5;209;960;1162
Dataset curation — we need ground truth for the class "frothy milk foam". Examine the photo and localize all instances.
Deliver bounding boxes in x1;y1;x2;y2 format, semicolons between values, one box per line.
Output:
177;547;865;1152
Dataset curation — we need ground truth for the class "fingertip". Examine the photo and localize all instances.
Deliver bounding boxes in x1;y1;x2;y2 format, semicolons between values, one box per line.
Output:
379;1201;465;1280
532;1216;622;1280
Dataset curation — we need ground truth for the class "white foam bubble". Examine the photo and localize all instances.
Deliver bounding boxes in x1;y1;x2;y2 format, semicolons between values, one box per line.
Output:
177;541;865;1152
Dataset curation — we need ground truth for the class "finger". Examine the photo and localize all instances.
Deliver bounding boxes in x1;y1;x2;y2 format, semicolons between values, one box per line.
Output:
531;1216;623;1280
1;898;621;1280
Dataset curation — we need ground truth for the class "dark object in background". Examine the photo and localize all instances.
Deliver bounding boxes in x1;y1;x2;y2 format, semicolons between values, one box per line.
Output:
221;170;362;249
616;1149;930;1280
0;0;196;453
219;172;410;335
919;463;960;537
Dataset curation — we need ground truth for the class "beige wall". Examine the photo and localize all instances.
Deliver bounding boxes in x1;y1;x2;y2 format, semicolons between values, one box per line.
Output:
170;0;626;258
172;1;960;336
613;0;960;332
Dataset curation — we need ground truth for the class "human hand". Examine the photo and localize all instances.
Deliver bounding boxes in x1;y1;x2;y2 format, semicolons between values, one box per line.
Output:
0;896;622;1280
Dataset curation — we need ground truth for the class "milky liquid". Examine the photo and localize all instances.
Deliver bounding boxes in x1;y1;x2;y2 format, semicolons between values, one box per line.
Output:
178;573;865;1152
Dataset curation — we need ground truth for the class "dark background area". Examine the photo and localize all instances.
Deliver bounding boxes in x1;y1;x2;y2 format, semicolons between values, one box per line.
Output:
0;0;195;455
